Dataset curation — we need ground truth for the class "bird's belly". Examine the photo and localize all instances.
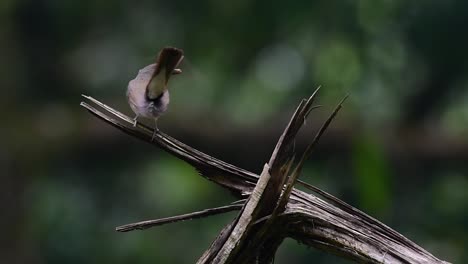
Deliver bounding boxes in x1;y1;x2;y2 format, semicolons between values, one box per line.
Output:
127;89;169;119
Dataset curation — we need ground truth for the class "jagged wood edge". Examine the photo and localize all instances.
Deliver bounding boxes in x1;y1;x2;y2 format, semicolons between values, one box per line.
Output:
230;95;350;263
200;89;324;263
215;88;326;263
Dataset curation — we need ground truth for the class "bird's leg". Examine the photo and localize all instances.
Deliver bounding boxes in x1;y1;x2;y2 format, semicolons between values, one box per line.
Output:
132;115;139;127
151;118;159;141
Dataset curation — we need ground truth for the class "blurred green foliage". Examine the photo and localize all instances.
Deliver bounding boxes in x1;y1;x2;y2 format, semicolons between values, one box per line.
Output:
1;0;467;263
352;134;391;218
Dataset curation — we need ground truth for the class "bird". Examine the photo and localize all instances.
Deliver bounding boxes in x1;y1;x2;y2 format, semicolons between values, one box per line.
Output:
127;47;184;140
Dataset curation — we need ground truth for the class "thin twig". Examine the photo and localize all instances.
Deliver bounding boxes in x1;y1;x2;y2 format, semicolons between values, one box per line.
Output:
116;204;242;232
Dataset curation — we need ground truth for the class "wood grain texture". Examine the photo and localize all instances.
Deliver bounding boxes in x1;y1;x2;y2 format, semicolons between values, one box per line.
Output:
81;94;449;264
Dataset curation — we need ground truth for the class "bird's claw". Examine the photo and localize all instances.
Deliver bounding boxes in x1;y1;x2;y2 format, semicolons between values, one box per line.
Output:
151;127;159;142
151;121;159;142
172;68;182;75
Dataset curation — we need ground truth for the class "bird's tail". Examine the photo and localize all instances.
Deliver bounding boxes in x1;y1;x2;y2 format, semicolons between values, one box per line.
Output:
146;47;184;100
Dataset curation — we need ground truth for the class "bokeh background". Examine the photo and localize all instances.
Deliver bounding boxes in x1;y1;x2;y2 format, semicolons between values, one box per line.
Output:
1;0;467;263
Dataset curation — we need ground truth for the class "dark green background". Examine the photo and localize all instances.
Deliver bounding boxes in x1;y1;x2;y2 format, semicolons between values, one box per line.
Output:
1;0;467;263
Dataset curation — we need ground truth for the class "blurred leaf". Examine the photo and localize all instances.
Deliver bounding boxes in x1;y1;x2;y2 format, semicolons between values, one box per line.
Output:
432;173;468;218
314;39;361;90
357;0;399;34
140;157;218;212
352;134;392;217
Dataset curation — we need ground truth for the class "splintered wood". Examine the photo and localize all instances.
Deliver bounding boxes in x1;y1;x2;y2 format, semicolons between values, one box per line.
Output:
81;89;449;264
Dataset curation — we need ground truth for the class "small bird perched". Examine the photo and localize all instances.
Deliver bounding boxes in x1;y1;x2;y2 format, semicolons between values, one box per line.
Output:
127;47;184;139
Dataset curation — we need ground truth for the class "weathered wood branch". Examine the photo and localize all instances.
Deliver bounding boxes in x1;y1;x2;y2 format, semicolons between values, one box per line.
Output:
80;93;449;264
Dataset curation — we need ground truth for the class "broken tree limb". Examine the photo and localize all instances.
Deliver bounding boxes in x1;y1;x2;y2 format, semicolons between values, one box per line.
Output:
80;93;450;264
201;88;337;263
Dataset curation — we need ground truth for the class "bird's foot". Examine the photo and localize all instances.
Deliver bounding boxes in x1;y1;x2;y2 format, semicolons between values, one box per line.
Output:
132;116;139;127
151;127;159;142
151;122;159;142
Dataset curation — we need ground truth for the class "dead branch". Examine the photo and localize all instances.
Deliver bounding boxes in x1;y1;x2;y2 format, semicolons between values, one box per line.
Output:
80;92;449;264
